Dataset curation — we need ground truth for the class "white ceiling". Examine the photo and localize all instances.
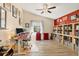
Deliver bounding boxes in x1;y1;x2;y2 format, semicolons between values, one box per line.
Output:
16;3;79;19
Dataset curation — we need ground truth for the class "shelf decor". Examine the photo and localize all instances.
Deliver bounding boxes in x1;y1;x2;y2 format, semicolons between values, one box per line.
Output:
64;25;68;30
76;14;79;18
3;3;11;12
0;7;6;29
12;5;17;18
75;38;79;47
76;14;79;21
75;24;79;30
68;25;72;32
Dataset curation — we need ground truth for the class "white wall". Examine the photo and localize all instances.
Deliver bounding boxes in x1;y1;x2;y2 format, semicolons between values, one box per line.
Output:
22;10;53;33
22;10;53;40
0;3;23;42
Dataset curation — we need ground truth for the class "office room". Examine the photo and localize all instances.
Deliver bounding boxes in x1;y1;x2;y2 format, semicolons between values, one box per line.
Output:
0;1;79;59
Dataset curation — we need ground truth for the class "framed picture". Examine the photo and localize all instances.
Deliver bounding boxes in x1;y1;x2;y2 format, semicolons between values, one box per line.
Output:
3;3;11;11
19;11;21;25
12;5;17;18
18;10;21;25
25;23;29;28
0;7;6;29
70;15;76;20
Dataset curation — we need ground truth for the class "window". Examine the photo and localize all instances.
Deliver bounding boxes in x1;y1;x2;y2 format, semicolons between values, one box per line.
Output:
0;7;6;29
31;21;43;33
34;26;40;32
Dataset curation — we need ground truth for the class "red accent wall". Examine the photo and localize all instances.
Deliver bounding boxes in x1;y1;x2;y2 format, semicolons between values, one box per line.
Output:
53;10;79;26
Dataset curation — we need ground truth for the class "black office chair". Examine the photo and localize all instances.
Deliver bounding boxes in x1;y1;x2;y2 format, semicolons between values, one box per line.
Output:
4;48;14;56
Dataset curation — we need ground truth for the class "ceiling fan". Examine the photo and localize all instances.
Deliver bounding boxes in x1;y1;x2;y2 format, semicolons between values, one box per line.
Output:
36;3;56;14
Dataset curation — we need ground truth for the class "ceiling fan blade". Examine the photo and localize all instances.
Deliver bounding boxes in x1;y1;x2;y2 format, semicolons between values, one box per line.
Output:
48;6;56;9
36;9;43;11
41;11;44;14
48;11;52;13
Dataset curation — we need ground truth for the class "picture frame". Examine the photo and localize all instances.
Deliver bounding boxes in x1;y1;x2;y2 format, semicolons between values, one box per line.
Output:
25;23;29;28
18;10;21;25
19;11;21;25
3;3;11;12
12;5;17;18
70;15;76;20
0;7;6;29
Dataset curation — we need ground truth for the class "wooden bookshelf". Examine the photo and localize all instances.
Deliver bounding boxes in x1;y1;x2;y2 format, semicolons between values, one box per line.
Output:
53;23;79;52
53;10;79;55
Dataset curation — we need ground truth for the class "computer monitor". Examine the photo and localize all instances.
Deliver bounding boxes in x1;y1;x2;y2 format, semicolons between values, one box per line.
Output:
16;28;24;34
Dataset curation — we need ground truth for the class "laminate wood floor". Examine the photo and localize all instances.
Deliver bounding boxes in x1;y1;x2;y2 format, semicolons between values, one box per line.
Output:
14;40;77;56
